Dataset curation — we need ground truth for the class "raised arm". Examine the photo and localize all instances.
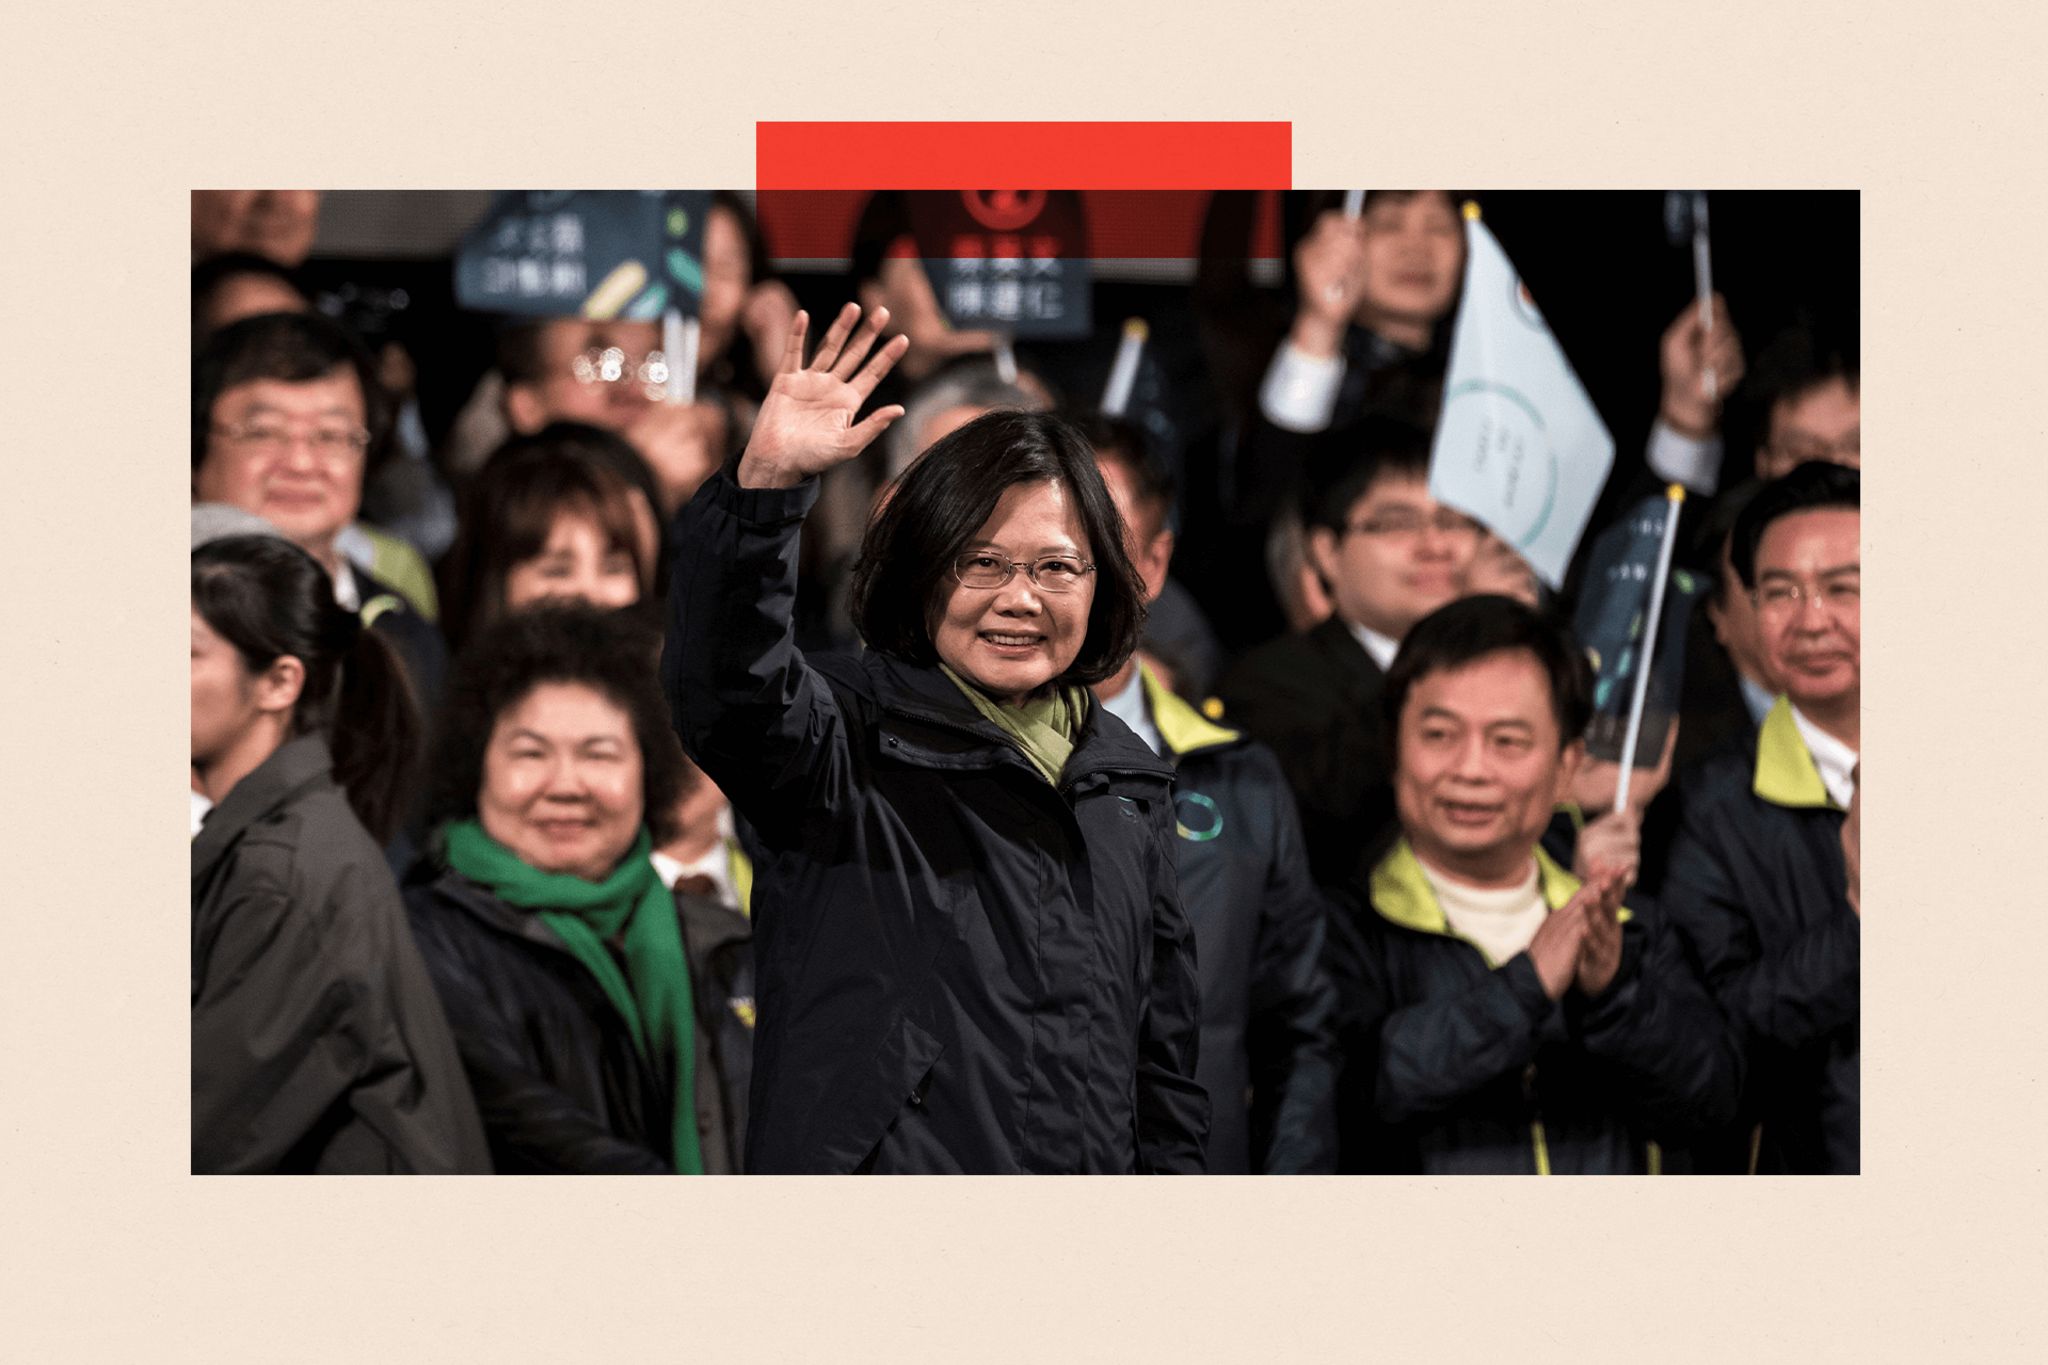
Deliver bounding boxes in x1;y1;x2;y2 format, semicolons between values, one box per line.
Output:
662;305;908;840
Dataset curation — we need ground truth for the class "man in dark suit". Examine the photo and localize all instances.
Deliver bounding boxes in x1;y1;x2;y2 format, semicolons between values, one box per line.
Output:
1215;416;1481;885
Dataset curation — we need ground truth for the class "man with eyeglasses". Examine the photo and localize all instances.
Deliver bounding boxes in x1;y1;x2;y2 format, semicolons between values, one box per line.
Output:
1217;414;1482;886
498;318;729;520
1661;461;1860;1172
1747;323;1859;483
193;311;448;766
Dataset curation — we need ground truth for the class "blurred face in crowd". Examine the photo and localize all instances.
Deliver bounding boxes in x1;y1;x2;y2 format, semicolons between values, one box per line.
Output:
1309;472;1481;641
194;367;368;566
195;272;310;342
1706;533;1781;691
1752;507;1860;715
1395;649;1582;886
696;203;752;375
191;190;323;266
502;507;644;614
931;479;1096;707
480;682;645;882
1356;191;1465;339
1094;456;1172;605
1758;377;1860;481
1465;534;1541;608
506;319;666;434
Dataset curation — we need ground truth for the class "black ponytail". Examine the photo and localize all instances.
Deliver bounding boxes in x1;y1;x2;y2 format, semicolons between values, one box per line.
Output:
192;535;421;842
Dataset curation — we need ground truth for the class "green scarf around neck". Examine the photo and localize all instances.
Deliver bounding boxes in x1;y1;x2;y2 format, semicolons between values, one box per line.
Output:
441;818;703;1175
939;663;1090;786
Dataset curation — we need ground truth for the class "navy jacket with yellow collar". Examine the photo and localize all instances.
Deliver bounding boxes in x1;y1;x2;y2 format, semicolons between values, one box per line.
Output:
1325;840;1741;1174
1137;667;1340;1173
1662;697;1859;1173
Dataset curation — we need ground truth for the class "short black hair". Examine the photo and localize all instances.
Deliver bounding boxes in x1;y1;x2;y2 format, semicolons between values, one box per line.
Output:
429;603;686;845
1383;594;1594;754
193;310;391;473
438;422;658;651
1682;477;1765;607
1731;461;1861;590
1081;412;1175;534
1302;413;1435;533
191;252;309;344
850;409;1147;687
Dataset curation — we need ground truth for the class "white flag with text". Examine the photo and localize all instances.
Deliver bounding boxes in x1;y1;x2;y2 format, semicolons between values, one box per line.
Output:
1428;213;1614;588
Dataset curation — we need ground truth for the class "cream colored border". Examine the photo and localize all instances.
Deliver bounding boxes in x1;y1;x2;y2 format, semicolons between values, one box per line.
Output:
3;3;2039;1357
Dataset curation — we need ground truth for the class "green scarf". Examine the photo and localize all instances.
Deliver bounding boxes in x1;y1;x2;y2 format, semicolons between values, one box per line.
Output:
939;664;1090;786
441;818;703;1175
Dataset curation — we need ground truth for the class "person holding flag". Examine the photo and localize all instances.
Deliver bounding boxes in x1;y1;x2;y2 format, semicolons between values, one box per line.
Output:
1323;594;1740;1173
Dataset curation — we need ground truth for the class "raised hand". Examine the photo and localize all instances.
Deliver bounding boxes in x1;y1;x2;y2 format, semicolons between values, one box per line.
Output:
1658;293;1744;433
1290;210;1369;357
736;303;910;490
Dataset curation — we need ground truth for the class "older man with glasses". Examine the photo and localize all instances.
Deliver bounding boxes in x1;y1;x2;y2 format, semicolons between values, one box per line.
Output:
1661;460;1861;1173
192;311;449;804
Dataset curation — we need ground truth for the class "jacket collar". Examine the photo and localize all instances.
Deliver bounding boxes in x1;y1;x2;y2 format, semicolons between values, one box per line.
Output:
423;860;577;953
1753;695;1837;810
1139;663;1240;760
862;650;1174;787
191;733;334;882
1368;837;1628;937
1310;615;1386;689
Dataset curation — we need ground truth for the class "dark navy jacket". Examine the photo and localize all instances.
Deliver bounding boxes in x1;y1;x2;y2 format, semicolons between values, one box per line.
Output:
663;471;1208;1174
1662;697;1859;1173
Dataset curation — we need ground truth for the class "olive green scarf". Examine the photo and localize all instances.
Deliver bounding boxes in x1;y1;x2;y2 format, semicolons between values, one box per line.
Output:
939;664;1090;786
441;818;703;1175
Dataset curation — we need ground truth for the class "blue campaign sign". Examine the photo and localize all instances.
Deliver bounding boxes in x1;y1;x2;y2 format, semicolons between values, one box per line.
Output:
905;191;1091;340
1572;494;1706;767
454;191;711;320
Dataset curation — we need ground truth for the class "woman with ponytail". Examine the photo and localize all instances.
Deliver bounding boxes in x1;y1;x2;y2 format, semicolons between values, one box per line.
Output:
403;603;752;1174
190;534;489;1173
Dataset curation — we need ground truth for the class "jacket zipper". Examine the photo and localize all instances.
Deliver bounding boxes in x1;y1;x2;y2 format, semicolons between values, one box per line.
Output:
1524;1064;1551;1175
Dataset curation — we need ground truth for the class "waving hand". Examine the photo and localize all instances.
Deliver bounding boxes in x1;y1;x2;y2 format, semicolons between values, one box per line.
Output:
736;303;910;489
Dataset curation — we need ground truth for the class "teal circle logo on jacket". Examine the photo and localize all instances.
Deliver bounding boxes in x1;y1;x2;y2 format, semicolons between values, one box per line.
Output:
1174;791;1224;843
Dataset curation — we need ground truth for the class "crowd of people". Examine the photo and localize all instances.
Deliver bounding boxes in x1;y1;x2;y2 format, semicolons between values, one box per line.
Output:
190;188;1861;1175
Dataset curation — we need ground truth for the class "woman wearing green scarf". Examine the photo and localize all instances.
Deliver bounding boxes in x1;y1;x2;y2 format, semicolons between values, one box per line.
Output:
666;304;1209;1173
405;605;753;1174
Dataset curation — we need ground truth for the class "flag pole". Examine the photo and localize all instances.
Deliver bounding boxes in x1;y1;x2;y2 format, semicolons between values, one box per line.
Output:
1100;318;1148;417
663;307;699;405
1614;483;1687;813
1323;192;1369;305
1691;191;1715;402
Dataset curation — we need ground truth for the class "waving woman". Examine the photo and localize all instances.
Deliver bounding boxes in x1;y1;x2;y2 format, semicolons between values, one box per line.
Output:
664;304;1208;1173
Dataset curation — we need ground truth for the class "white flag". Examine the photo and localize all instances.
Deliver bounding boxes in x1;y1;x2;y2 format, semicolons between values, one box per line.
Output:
1428;212;1614;588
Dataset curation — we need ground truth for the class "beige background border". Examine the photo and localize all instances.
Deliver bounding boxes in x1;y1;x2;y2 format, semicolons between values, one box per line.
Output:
3;2;2040;1358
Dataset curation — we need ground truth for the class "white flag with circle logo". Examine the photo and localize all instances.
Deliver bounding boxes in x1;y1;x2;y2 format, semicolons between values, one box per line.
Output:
1427;213;1614;588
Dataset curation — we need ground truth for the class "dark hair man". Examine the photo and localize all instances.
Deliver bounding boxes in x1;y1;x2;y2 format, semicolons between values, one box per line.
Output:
1322;594;1739;1173
1215;415;1482;883
193;312;447;732
1088;425;1339;1174
1662;461;1860;1173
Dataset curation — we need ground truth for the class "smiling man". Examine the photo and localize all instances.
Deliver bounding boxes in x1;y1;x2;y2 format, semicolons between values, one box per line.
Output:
193;312;447;735
1217;415;1482;884
1663;461;1861;1173
1323;595;1739;1173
